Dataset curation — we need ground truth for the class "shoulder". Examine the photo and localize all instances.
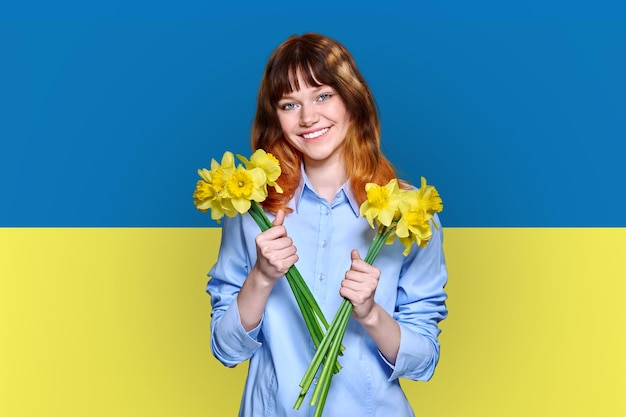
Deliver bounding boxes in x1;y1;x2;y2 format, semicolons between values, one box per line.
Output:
219;212;261;241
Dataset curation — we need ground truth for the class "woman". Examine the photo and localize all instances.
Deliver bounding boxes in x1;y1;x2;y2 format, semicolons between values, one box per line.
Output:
207;33;448;417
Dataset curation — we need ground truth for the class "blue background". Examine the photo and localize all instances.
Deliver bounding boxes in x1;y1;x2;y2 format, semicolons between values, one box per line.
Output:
1;1;625;227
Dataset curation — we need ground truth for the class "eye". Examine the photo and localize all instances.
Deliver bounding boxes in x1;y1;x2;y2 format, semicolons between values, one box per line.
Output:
279;102;297;111
316;93;332;102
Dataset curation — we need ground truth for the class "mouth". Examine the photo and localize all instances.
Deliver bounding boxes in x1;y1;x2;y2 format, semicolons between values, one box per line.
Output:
301;127;329;140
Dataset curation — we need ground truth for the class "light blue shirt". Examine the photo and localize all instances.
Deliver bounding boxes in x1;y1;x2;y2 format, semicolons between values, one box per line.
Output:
207;172;448;417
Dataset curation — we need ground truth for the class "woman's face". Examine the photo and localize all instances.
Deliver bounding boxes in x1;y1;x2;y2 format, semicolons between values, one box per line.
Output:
276;72;350;170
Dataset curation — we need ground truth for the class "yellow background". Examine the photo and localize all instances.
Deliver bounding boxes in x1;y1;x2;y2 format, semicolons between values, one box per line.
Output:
1;228;624;416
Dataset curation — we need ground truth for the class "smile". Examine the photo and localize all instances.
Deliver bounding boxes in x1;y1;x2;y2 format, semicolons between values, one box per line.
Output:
302;128;329;139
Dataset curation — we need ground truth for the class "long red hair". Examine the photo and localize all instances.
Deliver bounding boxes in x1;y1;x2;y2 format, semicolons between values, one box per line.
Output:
252;33;404;214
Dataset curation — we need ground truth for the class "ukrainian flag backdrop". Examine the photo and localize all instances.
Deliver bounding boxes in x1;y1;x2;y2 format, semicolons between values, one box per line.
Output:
1;2;625;416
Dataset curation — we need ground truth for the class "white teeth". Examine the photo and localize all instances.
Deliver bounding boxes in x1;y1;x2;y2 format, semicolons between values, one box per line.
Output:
302;128;329;139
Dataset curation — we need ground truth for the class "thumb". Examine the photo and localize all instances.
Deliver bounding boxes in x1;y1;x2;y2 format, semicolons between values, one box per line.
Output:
272;209;285;227
351;249;361;262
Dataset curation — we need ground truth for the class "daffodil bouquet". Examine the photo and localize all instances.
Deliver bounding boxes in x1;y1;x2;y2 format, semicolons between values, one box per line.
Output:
295;177;443;417
193;149;333;353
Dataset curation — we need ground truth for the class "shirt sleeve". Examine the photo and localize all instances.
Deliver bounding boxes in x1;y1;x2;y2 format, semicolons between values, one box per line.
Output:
387;213;449;381
206;214;263;367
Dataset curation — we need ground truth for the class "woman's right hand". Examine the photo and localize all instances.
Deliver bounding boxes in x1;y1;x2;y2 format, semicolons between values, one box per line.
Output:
238;210;297;331
251;210;298;284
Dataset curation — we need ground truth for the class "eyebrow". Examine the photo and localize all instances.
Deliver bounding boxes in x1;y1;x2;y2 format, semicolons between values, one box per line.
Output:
279;86;332;101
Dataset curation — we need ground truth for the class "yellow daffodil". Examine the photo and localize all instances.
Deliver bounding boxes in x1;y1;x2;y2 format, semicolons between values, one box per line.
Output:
222;165;268;214
193;172;236;221
192;154;238;221
193;150;267;219
359;178;402;228
192;178;216;212
237;149;284;194
210;151;236;193
417;176;443;215
395;190;432;252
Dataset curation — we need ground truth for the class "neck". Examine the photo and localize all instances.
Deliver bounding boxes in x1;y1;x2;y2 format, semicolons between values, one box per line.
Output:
303;159;347;203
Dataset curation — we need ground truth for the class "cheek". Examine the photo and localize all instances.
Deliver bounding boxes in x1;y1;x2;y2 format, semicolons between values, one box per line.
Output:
277;114;294;134
337;109;351;128
333;103;351;124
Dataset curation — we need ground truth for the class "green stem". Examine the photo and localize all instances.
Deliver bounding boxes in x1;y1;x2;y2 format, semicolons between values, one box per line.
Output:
296;300;347;399
284;273;323;345
286;267;331;330
310;300;352;406
296;224;397;416
248;202;340;368
312;306;351;417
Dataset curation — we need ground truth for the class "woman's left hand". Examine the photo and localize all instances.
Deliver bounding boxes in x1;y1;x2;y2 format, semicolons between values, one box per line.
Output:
339;249;381;322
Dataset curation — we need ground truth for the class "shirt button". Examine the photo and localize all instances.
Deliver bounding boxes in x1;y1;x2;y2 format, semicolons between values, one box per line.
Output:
318;273;325;281
321;240;327;248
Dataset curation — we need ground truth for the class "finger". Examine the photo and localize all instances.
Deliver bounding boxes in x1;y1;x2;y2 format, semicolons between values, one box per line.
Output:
256;227;285;246
257;236;295;257
268;241;298;259
345;272;379;294
341;277;365;291
265;241;298;266
272;209;285;227
349;249;372;273
339;286;355;302
349;249;365;271
257;212;287;242
268;255;299;276
339;286;368;306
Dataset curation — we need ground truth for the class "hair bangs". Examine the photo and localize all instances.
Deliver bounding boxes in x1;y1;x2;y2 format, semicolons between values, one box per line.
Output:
267;45;329;103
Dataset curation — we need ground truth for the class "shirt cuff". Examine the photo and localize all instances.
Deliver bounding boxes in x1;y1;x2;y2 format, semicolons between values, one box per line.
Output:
386;323;436;382
212;298;263;363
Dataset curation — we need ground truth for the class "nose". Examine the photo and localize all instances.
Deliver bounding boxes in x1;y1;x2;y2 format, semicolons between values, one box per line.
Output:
299;104;319;126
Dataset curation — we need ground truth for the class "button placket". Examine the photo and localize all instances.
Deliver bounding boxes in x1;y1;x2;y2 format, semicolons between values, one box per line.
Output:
313;201;331;297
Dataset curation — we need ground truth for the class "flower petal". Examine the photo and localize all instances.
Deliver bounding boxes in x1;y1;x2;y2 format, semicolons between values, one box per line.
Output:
231;197;251;214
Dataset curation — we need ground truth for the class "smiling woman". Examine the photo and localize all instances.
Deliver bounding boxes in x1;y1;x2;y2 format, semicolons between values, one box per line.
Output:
276;78;351;197
205;32;448;417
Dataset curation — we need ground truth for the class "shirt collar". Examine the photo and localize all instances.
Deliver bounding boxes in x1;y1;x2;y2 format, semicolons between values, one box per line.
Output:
291;165;361;218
